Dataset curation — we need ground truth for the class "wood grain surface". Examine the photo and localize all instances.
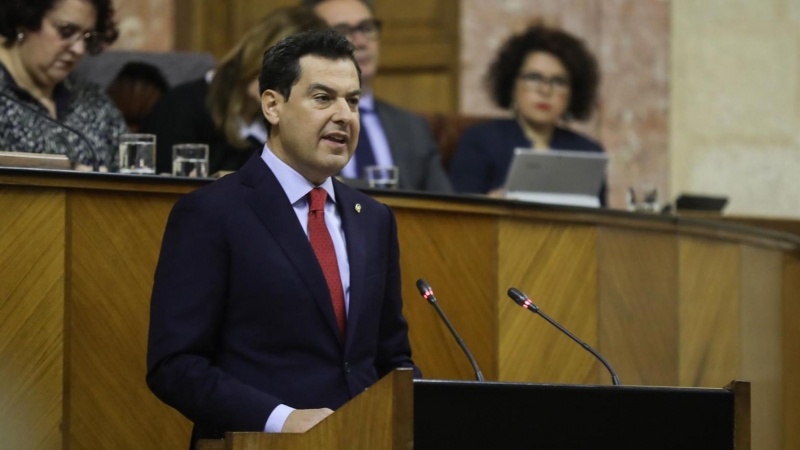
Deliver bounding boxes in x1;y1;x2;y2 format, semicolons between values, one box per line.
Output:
67;191;191;449
740;246;782;450
679;237;740;388
783;253;800;450
497;221;599;384
218;369;414;450
1;171;798;449
394;208;497;381
0;188;64;450
597;227;679;386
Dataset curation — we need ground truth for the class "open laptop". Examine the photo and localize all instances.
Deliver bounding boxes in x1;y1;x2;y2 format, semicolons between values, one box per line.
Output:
504;148;608;208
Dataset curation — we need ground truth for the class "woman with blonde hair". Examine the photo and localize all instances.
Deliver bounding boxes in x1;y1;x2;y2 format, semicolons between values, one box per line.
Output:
142;6;325;175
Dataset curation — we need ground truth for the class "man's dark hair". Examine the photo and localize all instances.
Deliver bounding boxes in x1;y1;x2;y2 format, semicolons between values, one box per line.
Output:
0;0;119;54
259;29;361;132
300;0;375;12
486;24;600;121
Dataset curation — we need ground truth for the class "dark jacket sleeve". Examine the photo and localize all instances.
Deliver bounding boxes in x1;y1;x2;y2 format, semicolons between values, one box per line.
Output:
374;204;422;379
146;193;281;432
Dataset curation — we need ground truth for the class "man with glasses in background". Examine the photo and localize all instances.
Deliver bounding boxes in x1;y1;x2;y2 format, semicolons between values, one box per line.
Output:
304;0;452;193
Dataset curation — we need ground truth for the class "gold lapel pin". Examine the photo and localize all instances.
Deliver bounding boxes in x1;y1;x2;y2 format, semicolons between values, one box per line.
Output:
355;203;362;213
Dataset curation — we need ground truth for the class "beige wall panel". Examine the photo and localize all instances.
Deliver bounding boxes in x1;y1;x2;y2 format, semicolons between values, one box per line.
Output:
784;253;800;450
0;188;64;450
679;237;740;387
671;0;800;218
597;228;679;386
740;246;783;450
373;72;456;114
68;192;191;450
498;222;599;384
393;209;497;381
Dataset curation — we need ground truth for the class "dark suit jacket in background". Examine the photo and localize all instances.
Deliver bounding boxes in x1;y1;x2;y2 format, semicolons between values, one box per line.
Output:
449;118;607;206
373;99;452;193
146;152;418;448
140;78;258;175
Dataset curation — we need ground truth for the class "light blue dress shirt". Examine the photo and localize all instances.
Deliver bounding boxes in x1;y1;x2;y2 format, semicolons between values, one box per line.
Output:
340;92;394;178
260;144;351;432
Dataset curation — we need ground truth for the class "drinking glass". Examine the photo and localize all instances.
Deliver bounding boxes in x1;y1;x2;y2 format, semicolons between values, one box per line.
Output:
364;165;399;189
172;144;209;178
119;134;156;174
626;185;660;213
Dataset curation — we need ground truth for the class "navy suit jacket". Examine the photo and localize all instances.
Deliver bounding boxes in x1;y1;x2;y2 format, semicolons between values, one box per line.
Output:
449;119;607;206
146;151;418;447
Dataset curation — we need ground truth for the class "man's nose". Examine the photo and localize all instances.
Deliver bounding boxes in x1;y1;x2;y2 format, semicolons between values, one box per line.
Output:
332;99;357;124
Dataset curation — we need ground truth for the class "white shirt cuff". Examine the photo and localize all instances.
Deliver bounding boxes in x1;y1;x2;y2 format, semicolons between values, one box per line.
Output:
264;404;295;433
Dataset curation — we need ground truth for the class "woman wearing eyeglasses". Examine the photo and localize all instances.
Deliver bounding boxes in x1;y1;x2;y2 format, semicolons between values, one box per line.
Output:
0;0;127;171
449;24;605;205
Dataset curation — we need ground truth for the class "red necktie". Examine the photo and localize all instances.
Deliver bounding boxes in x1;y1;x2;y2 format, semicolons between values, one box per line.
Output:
308;187;346;338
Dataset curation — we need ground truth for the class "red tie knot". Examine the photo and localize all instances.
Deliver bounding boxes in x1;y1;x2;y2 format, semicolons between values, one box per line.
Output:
309;187;327;213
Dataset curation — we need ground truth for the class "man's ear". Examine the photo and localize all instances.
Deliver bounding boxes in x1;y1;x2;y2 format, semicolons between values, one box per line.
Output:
261;89;282;128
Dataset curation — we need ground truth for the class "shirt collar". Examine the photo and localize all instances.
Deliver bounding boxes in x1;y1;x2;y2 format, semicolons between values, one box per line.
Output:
260;143;336;206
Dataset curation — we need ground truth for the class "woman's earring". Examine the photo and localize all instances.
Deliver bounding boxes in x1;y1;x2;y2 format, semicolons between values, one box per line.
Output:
16;31;25;42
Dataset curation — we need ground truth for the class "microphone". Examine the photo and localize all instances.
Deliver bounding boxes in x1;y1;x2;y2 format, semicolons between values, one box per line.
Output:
507;287;621;386
416;279;484;381
0;90;101;170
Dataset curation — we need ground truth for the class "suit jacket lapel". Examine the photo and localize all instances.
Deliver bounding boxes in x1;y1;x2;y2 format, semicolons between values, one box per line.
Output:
239;153;343;343
333;180;367;351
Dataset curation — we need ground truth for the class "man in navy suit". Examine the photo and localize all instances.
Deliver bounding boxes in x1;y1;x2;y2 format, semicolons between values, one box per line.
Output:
146;30;418;448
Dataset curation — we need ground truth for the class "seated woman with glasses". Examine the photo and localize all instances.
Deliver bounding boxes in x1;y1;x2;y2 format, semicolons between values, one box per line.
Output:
141;7;325;176
0;0;127;171
449;24;605;204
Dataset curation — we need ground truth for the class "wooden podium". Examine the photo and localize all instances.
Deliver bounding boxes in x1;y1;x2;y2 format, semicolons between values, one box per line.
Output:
198;368;751;450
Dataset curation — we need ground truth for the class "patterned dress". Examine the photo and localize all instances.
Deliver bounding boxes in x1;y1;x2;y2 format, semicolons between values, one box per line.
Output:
0;62;128;170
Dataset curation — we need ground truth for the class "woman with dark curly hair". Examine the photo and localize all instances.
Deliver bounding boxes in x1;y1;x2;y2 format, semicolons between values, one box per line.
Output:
449;24;606;204
0;0;127;170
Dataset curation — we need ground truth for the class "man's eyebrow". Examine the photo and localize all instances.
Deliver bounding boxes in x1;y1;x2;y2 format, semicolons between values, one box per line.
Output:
306;83;336;95
306;84;362;98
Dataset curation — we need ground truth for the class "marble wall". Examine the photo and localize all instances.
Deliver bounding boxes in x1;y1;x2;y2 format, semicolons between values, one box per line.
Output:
461;0;670;210
109;0;174;52
671;0;800;218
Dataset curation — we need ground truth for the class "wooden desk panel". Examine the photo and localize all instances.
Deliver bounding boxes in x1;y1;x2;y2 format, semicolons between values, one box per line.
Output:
67;191;191;449
679;237;741;388
597;227;679;387
498;222;599;385
1;169;797;450
0;188;64;450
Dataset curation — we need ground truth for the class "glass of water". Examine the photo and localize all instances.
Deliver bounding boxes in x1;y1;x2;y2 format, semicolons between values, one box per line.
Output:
119;134;156;174
626;185;660;213
364;165;399;189
172;144;209;178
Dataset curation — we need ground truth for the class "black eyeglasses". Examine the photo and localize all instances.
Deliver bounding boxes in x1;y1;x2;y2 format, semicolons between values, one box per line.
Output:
48;18;103;54
518;71;570;94
331;19;383;41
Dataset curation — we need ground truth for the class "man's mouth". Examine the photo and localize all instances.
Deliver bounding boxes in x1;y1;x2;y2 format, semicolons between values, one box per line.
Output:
322;132;349;145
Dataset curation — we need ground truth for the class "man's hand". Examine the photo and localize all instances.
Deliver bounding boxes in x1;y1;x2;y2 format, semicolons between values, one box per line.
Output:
281;408;334;433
